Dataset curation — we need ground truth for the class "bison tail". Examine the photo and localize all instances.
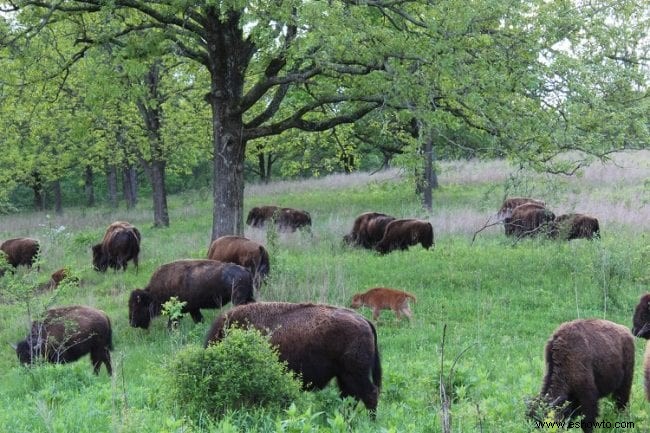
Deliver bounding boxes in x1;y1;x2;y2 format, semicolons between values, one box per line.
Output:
368;319;382;389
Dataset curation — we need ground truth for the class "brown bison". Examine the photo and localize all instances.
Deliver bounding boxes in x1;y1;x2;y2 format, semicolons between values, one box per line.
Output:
497;197;546;220
92;221;141;272
205;302;381;414
246;205;281;228
13;305;113;375
553;213;600;240
36;267;78;293
207;236;270;288
0;237;40;269
528;319;634;433
631;293;650;400
375;219;434;254
275;208;312;232
128;259;255;329
351;287;416;322
504;204;555;238
343;212;396;249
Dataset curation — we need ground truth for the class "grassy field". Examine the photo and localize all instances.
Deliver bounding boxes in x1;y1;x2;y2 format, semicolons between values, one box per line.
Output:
0;153;649;433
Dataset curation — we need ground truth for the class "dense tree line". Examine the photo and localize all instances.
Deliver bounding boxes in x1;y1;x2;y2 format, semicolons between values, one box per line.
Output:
0;0;648;231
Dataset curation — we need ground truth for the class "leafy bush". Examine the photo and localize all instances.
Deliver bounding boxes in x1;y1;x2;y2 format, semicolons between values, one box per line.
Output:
167;327;302;422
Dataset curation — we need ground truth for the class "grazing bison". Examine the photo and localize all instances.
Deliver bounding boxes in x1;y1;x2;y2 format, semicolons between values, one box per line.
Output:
505;204;555;238
497;197;546;220
36;267;78;293
553;213;600;240
207;236;270;288
205;302;381;414
528;319;634;433
92;221;141;272
631;293;650;400
375;219;434;254
14;305;113;375
246;205;281;228
343;212;396;249
275;208;312;232
351;287;416;322
0;237;40;269
128;259;255;329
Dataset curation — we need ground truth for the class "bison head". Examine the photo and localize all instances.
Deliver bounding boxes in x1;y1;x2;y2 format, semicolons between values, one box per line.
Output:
14;339;34;365
350;295;363;309
128;289;155;329
632;293;650;338
92;244;109;272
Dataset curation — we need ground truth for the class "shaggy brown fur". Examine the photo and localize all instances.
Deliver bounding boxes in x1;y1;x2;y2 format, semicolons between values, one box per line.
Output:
207;236;270;288
343;212;396;249
530;319;634;433
205;302;381;414
350;287;416;321
275;208;312;232
497;197;546;220
0;237;40;268
14;305;113;375
128;259;255;329
36;268;77;293
553;213;600;240
375;219;434;254
505;205;555;238
92;221;141;272
631;294;650;401
246;206;281;228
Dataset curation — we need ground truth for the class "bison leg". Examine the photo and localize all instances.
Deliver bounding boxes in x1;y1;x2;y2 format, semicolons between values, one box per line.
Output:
91;347;112;376
613;364;633;410
372;307;381;321
336;372;379;416
189;310;203;323
575;391;599;433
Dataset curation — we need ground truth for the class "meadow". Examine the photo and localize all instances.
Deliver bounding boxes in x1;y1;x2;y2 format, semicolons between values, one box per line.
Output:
0;153;649;433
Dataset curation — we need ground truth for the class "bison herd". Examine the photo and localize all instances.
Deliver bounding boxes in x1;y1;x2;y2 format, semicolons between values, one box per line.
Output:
2;197;640;428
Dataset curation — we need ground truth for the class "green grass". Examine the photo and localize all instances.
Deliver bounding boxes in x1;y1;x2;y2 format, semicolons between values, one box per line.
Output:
1;157;649;432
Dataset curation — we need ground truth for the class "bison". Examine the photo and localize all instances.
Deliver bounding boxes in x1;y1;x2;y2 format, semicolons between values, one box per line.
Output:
92;221;141;272
36;267;78;293
497;197;546;221
528;319;634;433
631;293;650;400
0;237;40;269
553;213;600;240
204;301;381;414
246;205;281;228
207;235;270;288
343;212;396;249
13;305;113;375
375;219;434;254
504;204;555;238
128;259;255;329
351;287;416;322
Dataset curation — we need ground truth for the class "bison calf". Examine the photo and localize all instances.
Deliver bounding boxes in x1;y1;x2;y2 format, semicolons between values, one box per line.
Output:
14;305;113;375
351;287;416;322
375;219;434;254
128;259;255;329
205;302;381;414
529;319;634;433
207;236;270;288
1;237;40;269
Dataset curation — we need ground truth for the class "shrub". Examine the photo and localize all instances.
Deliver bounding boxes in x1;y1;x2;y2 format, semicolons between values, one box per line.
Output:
167;327;302;422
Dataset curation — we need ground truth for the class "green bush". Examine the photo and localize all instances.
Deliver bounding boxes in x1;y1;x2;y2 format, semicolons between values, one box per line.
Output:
167;327;302;422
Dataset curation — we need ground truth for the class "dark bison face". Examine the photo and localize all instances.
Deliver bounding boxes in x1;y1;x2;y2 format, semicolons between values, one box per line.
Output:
632;294;650;338
129;289;154;329
92;244;108;272
15;340;33;364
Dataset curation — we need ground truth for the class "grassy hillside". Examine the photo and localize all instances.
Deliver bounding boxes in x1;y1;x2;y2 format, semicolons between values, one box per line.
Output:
0;153;649;433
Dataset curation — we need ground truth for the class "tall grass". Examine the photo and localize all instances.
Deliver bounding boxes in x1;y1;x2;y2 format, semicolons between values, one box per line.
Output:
0;153;648;433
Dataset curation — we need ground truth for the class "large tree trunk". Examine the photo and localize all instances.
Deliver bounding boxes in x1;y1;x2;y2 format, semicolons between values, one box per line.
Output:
422;136;433;212
32;172;45;211
123;165;138;209
107;165;118;207
150;160;169;227
84;165;95;207
52;180;63;215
